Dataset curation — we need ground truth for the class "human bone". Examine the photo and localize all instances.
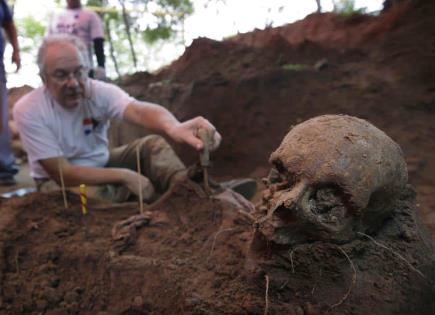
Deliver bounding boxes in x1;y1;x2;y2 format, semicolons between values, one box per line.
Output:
257;115;408;245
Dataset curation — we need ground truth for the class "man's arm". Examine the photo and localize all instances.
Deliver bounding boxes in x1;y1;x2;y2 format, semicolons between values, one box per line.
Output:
39;156;153;198
40;157;129;186
3;19;20;71
123;100;222;151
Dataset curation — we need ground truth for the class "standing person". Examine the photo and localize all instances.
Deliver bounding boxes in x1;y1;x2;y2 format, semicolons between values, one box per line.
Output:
13;35;256;202
0;0;20;185
47;0;106;80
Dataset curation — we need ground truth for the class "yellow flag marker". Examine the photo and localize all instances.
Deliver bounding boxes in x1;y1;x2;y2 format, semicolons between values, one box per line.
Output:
79;184;88;215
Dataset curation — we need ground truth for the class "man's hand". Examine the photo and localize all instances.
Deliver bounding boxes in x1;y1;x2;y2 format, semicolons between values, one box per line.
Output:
122;169;155;202
3;20;20;72
124;103;222;151
12;49;20;72
167;116;222;151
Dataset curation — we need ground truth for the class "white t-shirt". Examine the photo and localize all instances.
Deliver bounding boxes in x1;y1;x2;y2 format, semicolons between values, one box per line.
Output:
46;8;104;67
13;80;133;179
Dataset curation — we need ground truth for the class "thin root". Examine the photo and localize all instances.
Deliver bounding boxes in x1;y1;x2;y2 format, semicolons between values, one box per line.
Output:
264;274;270;315
207;228;237;261
330;246;357;309
357;232;426;279
288;249;295;274
142;178;202;212
90;179;205;212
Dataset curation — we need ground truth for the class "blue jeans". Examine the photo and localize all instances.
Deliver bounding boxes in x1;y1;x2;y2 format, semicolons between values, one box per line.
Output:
0;81;16;178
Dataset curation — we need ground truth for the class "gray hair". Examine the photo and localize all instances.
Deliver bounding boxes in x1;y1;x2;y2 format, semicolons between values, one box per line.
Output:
37;34;90;75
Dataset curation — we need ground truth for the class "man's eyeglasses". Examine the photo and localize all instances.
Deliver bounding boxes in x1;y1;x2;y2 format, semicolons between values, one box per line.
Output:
50;67;88;84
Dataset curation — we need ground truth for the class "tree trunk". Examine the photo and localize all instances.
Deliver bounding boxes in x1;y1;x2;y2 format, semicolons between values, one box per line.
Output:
105;18;121;79
118;0;137;69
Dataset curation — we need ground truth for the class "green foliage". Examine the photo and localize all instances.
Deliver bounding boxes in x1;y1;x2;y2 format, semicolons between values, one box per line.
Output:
157;0;194;13
86;0;103;6
87;0;194;44
13;0;214;79
333;0;367;16
15;16;45;53
83;0;198;75
142;0;194;44
18;16;45;38
143;25;172;42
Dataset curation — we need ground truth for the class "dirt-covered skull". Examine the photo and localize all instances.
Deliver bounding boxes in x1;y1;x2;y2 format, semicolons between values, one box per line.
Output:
257;115;408;245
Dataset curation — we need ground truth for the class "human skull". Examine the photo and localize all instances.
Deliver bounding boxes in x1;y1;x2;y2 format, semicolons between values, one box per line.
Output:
257;115;408;245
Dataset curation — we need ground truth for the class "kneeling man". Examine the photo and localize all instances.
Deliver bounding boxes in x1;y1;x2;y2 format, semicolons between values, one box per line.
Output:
14;35;250;202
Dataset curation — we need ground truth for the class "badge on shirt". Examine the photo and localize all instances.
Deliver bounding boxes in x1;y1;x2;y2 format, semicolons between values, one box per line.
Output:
83;117;102;135
83;118;92;135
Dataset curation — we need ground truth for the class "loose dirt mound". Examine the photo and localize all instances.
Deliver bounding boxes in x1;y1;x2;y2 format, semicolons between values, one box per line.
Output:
115;0;435;233
228;4;410;50
0;187;255;314
0;185;433;314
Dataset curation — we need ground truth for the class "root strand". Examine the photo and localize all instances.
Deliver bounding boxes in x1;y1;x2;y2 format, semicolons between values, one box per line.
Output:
288;249;295;274
331;246;357;309
357;232;426;279
264;274;270;315
207;228;237;261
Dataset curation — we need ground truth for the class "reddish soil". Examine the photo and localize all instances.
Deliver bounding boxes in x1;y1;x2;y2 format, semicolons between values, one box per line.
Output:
2;1;435;314
0;187;263;315
0;185;433;314
115;1;435;233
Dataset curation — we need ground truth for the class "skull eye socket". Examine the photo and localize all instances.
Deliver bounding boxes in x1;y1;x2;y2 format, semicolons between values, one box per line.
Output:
308;185;347;224
269;164;297;190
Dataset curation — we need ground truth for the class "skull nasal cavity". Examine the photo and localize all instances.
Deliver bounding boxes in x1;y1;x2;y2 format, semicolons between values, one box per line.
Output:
274;205;297;223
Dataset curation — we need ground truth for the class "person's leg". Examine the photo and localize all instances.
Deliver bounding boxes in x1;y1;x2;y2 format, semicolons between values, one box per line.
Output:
35;177;118;204
107;135;186;193
106;135;257;202
0;81;17;184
